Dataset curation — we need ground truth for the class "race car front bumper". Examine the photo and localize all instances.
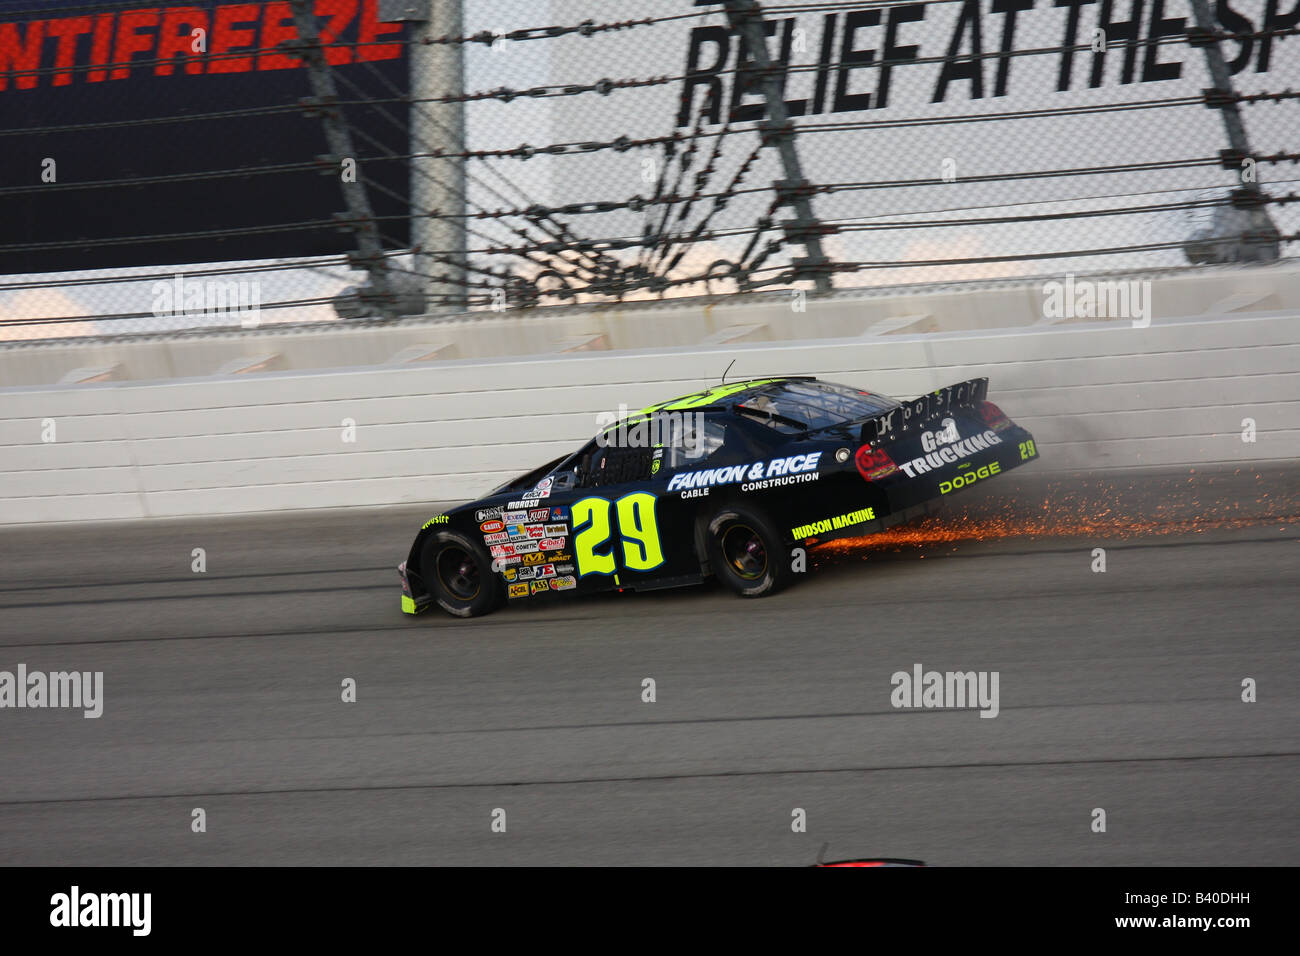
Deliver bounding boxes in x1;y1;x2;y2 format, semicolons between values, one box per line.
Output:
398;561;427;615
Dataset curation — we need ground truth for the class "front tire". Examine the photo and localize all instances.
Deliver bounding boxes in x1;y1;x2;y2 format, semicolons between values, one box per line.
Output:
706;506;795;598
421;530;506;618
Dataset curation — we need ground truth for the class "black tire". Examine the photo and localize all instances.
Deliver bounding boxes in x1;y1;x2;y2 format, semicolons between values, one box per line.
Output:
706;505;796;598
421;530;506;618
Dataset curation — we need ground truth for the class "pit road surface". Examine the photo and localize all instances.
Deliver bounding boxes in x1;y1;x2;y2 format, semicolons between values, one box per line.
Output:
1;467;1296;865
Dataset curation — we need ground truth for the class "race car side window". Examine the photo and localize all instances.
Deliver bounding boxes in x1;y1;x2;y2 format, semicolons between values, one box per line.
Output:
665;417;726;470
576;414;726;486
577;441;656;488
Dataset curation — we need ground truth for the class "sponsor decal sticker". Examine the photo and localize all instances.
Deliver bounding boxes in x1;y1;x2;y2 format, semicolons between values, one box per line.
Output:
483;532;510;544
940;461;1001;494
550;575;577;591
480;519;504;534
543;523;567;536
739;474;820;491
421;515;449;529
508;582;530;599
792;506;876;540
920;418;960;452
476;507;504;522
504;511;529;522
489;544;517;557
525;524;546;538
667;452;822;493
513;540;540;553
539;537;566;550
550;507;569;521
529;508;552;522
899;429;1003;478
529;580;549;595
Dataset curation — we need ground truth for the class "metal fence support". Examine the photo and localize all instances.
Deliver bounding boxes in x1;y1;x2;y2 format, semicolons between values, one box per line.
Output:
290;0;400;318
379;0;467;314
1185;0;1280;263
722;0;834;294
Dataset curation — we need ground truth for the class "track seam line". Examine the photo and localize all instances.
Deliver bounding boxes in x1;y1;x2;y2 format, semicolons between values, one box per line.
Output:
2;751;1295;808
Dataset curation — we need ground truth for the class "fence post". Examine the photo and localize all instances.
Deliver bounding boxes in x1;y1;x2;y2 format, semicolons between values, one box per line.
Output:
1184;0;1280;263
290;0;400;319
722;0;834;294
379;0;468;314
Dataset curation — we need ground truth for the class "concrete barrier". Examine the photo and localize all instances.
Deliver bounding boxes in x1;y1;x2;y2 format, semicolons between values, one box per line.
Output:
1;312;1296;524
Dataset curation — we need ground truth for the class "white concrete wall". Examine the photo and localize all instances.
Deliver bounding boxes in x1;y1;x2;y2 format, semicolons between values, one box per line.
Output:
1;312;1296;524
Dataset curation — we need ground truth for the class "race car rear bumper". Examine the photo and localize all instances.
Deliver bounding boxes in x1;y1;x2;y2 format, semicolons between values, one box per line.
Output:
883;423;1039;512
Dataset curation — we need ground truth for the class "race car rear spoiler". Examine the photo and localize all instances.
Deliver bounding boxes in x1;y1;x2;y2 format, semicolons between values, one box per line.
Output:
861;376;990;444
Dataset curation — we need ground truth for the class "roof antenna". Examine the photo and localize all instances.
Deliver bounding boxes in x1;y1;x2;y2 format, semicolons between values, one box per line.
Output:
721;359;735;384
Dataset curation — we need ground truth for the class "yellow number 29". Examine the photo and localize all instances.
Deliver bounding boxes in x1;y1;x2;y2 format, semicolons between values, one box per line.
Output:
616;492;664;571
573;496;617;577
572;493;664;577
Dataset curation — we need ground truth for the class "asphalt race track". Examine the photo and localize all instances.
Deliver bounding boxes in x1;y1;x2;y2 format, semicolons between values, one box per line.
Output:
1;466;1296;865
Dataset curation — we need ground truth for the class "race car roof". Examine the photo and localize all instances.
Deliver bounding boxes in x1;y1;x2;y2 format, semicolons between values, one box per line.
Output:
639;377;814;413
597;378;814;436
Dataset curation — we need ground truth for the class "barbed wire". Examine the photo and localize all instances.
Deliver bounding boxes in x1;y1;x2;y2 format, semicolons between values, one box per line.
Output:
0;3;710;34
4;0;1297;333
0;217;365;256
0;253;382;291
420;189;1297;261
348;53;618;251
336;54;625;284
12;19;1297;118
268;153;1289;227
8;215;1297;329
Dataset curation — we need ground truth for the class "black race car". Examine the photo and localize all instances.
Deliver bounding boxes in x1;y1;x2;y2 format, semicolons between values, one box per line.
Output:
399;376;1039;618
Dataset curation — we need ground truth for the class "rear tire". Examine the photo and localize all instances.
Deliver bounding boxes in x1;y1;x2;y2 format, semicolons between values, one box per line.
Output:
421;530;506;618
706;505;795;598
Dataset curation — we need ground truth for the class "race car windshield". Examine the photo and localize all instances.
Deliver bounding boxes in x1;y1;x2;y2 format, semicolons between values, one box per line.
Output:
737;382;898;434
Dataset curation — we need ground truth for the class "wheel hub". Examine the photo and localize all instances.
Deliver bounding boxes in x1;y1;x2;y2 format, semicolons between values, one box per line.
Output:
722;524;767;580
437;547;481;600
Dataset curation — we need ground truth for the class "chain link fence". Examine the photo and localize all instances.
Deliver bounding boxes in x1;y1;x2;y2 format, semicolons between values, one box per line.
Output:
2;0;1297;340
